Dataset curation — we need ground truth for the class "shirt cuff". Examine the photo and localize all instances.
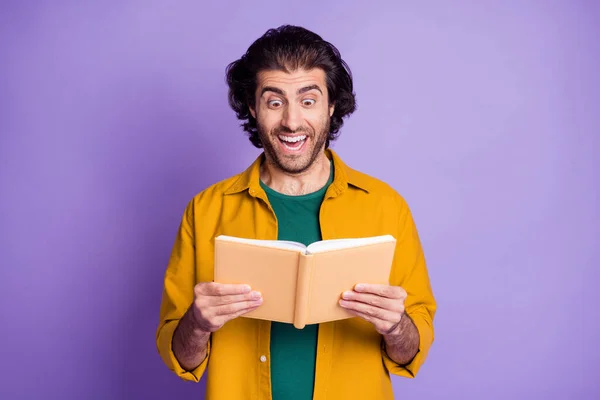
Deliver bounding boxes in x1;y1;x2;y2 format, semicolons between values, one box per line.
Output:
157;320;210;382
382;308;434;378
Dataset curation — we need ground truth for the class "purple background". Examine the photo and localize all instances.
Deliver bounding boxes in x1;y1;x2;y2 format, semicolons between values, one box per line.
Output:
1;1;598;399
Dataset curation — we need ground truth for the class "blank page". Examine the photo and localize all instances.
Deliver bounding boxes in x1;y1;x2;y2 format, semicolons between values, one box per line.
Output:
306;235;395;254
215;235;307;252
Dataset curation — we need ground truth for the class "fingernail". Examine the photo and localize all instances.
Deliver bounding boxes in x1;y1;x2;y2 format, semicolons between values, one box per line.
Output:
242;285;251;292
251;291;262;299
342;291;351;299
355;284;364;291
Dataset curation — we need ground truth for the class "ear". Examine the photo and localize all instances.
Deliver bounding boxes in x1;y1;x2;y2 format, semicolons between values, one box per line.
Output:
329;103;335;117
249;105;256;119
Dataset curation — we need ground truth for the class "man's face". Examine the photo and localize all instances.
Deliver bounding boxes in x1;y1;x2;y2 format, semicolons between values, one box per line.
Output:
249;68;335;174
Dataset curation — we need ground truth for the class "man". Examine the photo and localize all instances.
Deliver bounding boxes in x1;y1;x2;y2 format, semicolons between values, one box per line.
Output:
156;25;436;399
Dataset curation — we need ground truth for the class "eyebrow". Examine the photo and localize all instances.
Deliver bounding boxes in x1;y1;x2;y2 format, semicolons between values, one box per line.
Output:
261;84;323;97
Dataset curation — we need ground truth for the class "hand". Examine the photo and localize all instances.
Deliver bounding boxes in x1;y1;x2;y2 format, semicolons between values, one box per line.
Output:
191;282;263;333
339;284;407;335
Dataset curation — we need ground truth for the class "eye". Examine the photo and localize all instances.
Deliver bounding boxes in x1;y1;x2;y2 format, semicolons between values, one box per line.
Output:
268;100;283;108
302;99;316;107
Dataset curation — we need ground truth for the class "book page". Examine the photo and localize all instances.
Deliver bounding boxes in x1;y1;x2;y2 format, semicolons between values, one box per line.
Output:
306;234;395;254
215;235;307;252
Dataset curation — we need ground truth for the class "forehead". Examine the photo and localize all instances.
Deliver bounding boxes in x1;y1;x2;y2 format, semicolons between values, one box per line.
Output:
256;68;327;94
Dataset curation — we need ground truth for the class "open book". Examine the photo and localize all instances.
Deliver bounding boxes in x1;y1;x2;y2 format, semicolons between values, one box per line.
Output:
213;234;396;329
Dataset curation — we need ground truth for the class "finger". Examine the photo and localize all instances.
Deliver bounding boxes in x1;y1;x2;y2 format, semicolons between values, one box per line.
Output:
353;284;406;299
215;298;263;316
208;291;262;306
339;299;400;323
226;302;263;320
196;282;252;296
341;291;404;313
343;308;400;335
204;302;262;332
214;303;263;329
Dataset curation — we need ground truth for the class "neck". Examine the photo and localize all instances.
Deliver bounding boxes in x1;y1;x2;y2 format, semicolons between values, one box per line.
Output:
260;152;331;196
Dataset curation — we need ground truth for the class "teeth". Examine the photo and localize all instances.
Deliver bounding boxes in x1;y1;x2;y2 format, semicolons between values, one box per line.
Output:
278;135;306;143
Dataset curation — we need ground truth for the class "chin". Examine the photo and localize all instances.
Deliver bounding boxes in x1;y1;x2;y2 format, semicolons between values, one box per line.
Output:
275;157;313;174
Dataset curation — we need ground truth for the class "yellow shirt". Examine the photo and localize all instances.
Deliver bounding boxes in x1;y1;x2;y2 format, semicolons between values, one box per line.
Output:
156;149;436;400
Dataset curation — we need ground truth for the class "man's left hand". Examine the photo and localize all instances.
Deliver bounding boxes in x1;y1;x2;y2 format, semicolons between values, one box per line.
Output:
339;284;407;335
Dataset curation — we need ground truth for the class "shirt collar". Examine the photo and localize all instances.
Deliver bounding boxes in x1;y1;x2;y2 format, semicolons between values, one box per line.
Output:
223;149;371;196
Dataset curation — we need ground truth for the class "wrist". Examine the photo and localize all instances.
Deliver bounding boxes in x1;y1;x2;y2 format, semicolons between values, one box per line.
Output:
381;311;420;365
187;305;211;335
383;312;408;340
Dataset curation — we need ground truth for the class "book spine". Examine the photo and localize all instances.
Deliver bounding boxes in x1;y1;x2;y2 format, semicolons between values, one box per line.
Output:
293;254;314;329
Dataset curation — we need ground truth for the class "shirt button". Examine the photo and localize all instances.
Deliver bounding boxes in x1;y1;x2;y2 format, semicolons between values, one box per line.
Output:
259;355;267;363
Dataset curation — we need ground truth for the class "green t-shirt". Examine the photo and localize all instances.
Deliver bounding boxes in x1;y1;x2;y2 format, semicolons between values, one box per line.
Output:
260;164;334;400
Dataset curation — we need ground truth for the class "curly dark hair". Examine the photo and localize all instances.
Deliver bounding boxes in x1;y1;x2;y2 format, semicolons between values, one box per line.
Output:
225;25;357;149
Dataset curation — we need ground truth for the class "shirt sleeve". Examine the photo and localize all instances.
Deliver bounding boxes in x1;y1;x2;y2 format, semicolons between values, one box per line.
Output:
156;199;209;382
382;195;437;378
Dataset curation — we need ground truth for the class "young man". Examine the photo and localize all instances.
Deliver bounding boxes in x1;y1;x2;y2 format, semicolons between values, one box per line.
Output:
156;25;436;399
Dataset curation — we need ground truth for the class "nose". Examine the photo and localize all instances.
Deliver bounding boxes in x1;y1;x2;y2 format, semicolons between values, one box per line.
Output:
281;103;302;132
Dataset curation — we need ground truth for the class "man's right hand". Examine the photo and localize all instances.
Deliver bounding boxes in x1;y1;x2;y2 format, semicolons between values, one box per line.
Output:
190;282;263;333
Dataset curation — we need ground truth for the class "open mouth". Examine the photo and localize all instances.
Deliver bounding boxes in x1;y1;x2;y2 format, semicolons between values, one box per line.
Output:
278;134;307;152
